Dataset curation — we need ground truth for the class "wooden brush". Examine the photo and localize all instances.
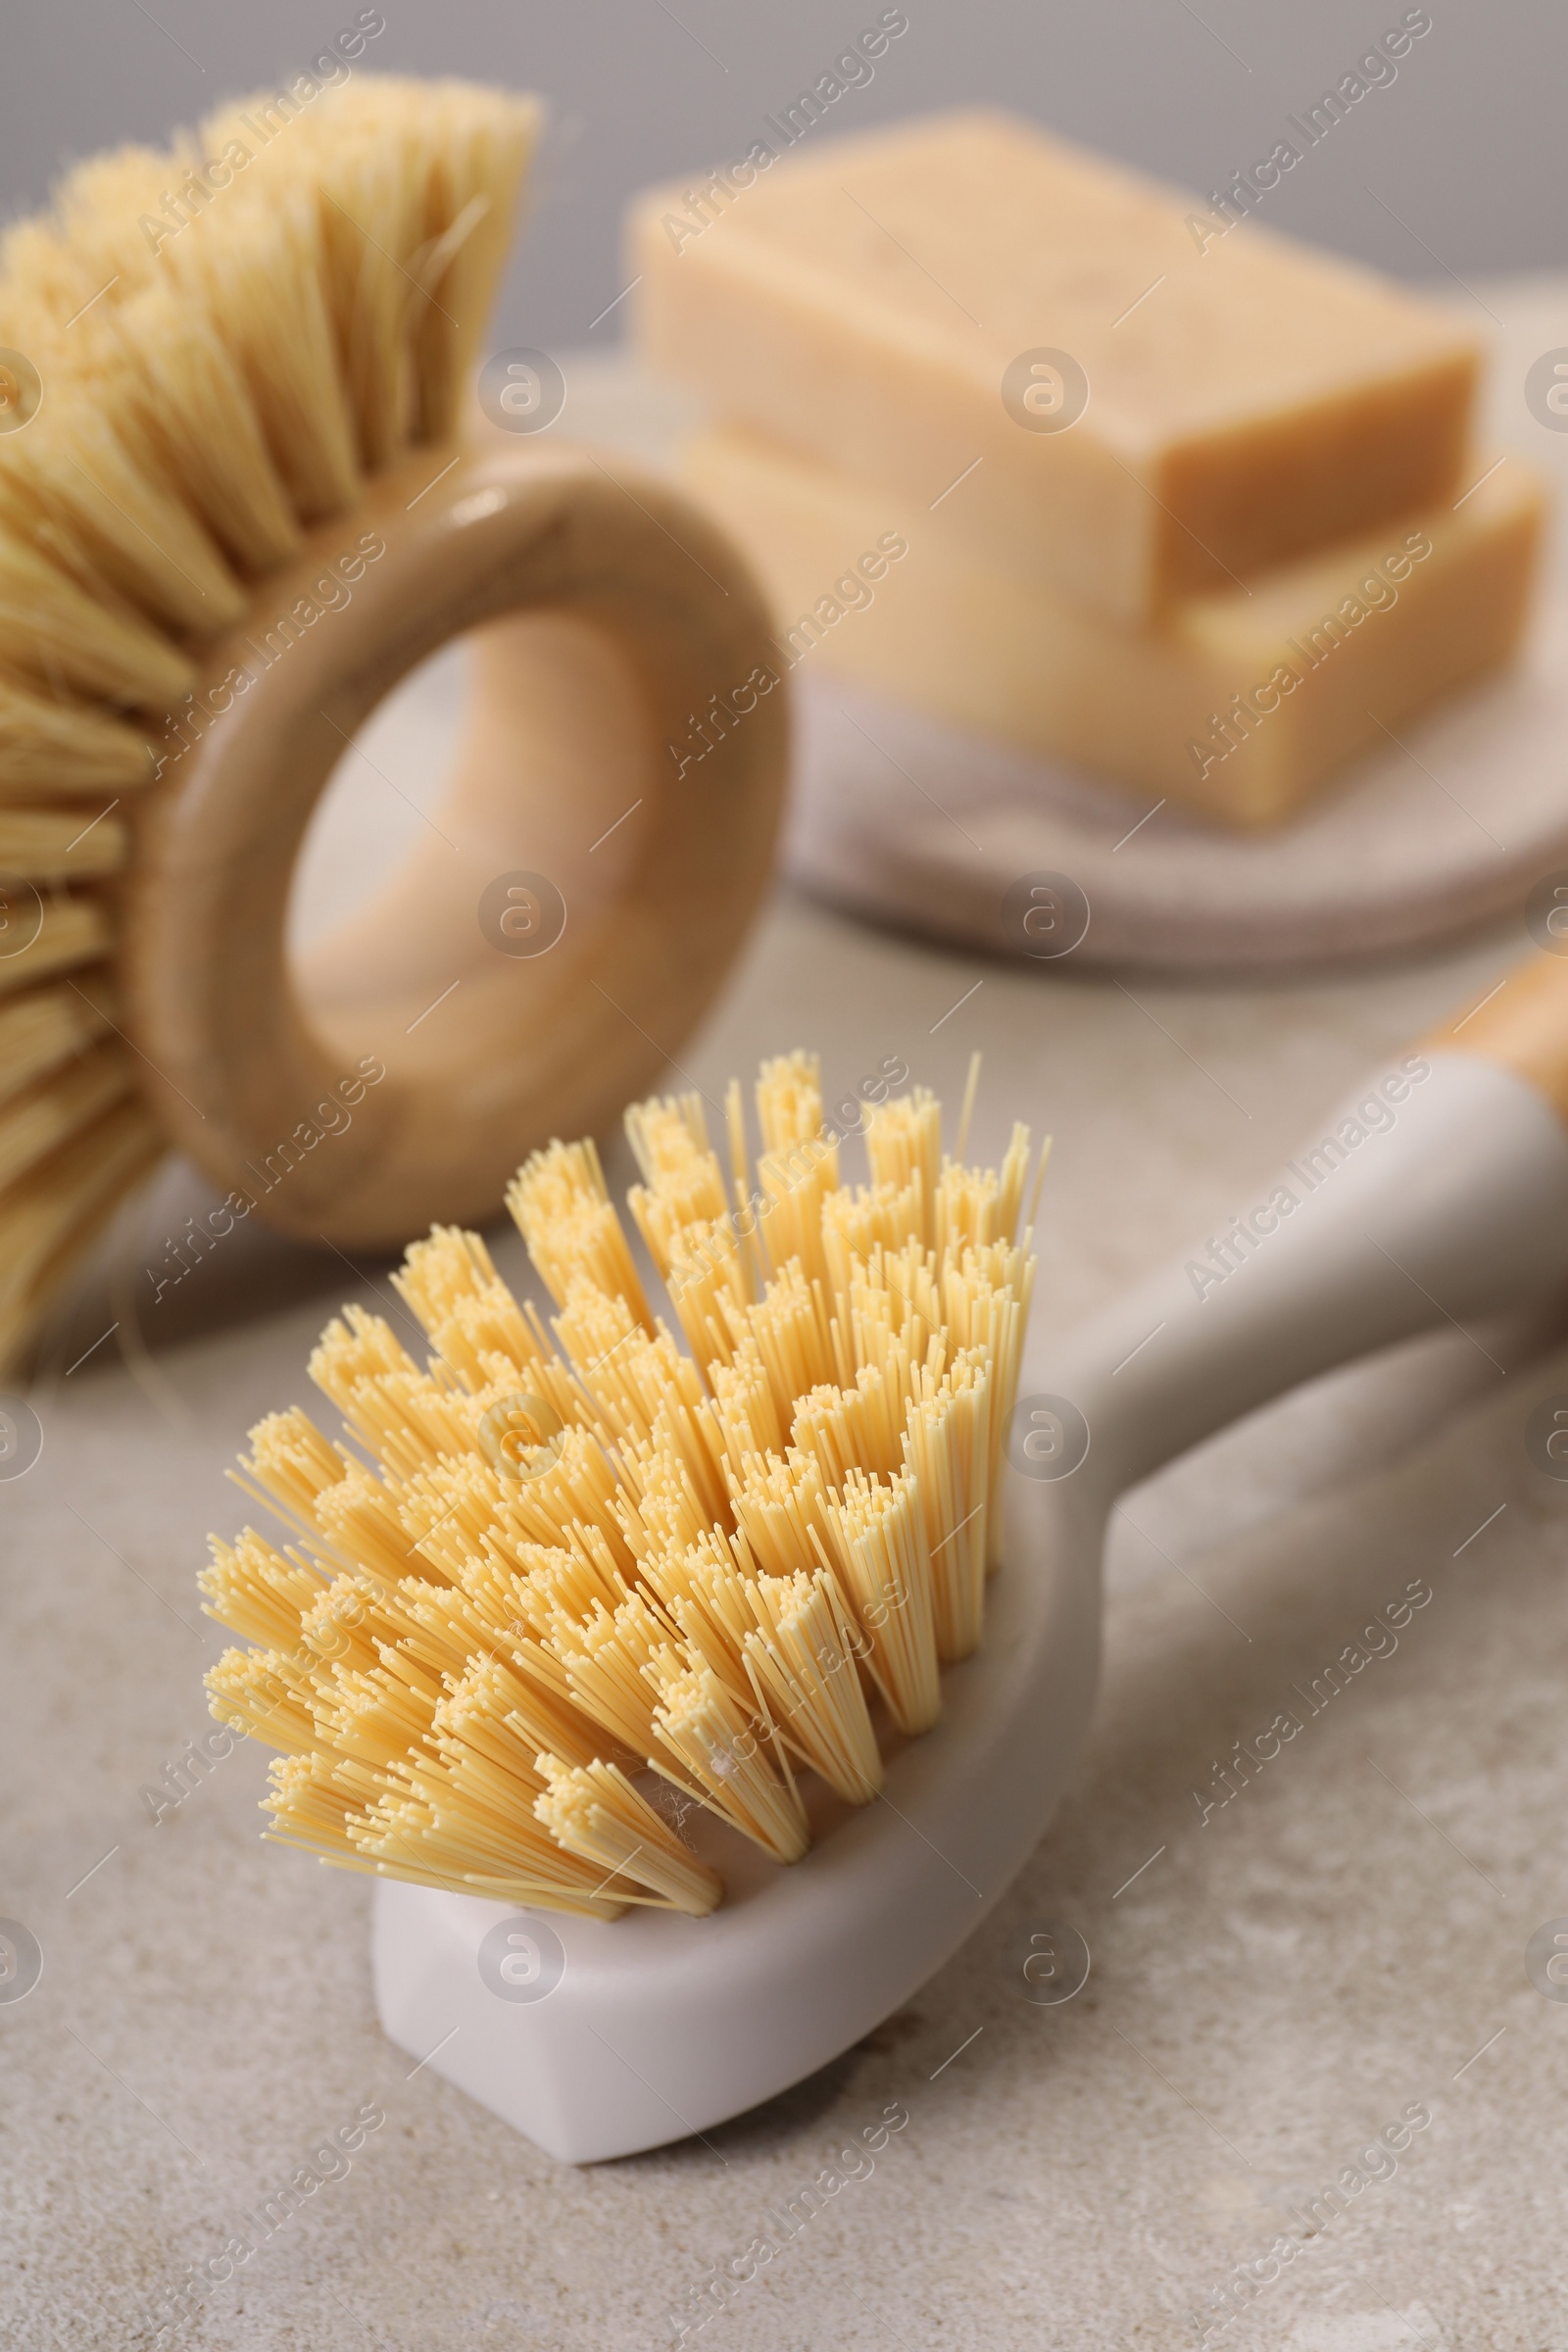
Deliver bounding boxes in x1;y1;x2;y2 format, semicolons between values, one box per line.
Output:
201;1051;1042;1919
0;76;786;1373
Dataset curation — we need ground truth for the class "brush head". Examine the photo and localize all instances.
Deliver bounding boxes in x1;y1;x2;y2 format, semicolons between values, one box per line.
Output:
201;1053;1043;1938
0;74;540;1368
197;1052;1072;2154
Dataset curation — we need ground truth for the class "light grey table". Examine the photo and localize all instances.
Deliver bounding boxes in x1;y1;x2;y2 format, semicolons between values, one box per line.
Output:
5;306;1568;2352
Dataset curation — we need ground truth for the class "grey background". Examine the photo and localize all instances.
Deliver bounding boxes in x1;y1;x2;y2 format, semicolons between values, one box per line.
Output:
2;0;1562;355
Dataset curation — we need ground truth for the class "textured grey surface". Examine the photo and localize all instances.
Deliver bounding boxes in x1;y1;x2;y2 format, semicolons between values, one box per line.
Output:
7;338;1568;2348
6;874;1568;2350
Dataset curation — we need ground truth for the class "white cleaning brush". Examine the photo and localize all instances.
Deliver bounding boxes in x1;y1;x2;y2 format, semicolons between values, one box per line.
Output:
201;1052;1042;1919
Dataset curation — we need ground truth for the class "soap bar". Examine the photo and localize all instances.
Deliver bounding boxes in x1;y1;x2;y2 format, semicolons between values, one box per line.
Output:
631;111;1481;627
682;426;1545;826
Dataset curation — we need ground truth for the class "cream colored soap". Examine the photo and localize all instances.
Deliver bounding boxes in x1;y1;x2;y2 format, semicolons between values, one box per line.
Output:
631;111;1481;627
683;425;1545;827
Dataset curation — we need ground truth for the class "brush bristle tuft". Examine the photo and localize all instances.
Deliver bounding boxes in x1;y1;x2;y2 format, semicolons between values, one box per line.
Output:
0;75;541;1371
203;1052;1043;1918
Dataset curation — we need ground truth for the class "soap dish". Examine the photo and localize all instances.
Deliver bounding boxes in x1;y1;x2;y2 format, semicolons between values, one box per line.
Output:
783;608;1568;972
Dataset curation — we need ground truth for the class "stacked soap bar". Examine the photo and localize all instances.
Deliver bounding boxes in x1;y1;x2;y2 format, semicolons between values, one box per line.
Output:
682;424;1543;826
630;111;1544;825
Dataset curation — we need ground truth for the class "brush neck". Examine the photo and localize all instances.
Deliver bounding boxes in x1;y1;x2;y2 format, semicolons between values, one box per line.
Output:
1036;1051;1568;1501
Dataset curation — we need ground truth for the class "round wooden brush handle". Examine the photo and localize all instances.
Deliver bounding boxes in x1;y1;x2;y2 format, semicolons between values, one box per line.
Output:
1424;951;1568;1118
122;443;787;1248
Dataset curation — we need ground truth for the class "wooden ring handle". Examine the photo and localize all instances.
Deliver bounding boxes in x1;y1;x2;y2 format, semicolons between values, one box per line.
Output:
121;442;787;1248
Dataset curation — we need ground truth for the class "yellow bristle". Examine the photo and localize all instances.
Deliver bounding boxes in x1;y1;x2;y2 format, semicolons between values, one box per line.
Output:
0;1099;163;1373
596;1337;728;1523
348;1734;624;1917
467;1380;571;1490
198;1529;328;1650
0;898;113;1004
0;988;111;1121
314;1647;442;1770
664;1214;750;1369
310;129;428;472
110;277;305;577
508;1137;652;1325
646;1650;808;1864
853;1237;944;1338
493;1428;640;1578
723;1072;767;1299
936;1122;1034;1260
627;1178;718;1280
955;1052;982;1163
392;1225;542;1390
790;1358;907;1491
903;1350;993;1662
16;406;246;640
204;1043;1043;1919
0;807;127;885
474;1353;603;1457
168;196;361;521
442;1547;543;1644
313;1461;429;1590
701;1338;785;1478
728;1446;833;1583
518;1537;630;1636
534;1754;722;1916
999;1121;1033;1243
725;1259;837;1425
231;1406;349;1537
441;1281;548;1383
815;1469;942;1738
755;1050;825;1156
297;1576;386;1673
820;1174;926;1305
942;1243;1037;1556
0;1043;132;1194
623;1086;729;1277
395;1457;512;1583
396;1583;502;1686
756;1134;838;1290
742;1569;883;1806
0;674;152;801
639;1531;756;1703
553;1594;671;1767
510;1133;610;1220
262;1751;365;1863
347;1371;479;1481
308;1303;418;1404
0;514;191;707
207;1645;320;1754
402;83;541;440
617;1442;724;1568
864;1088;942;1246
435;1654;601;1780
552;1276;640;1388
625;1086;710;1178
754;1050;837;1286
552;1306;719;1501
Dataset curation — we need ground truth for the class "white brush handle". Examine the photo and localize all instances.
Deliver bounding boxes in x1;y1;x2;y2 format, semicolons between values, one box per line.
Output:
1054;1045;1568;1497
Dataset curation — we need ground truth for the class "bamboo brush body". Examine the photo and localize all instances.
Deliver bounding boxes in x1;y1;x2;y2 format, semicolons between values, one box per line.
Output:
202;1053;1041;1920
0;76;539;1366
